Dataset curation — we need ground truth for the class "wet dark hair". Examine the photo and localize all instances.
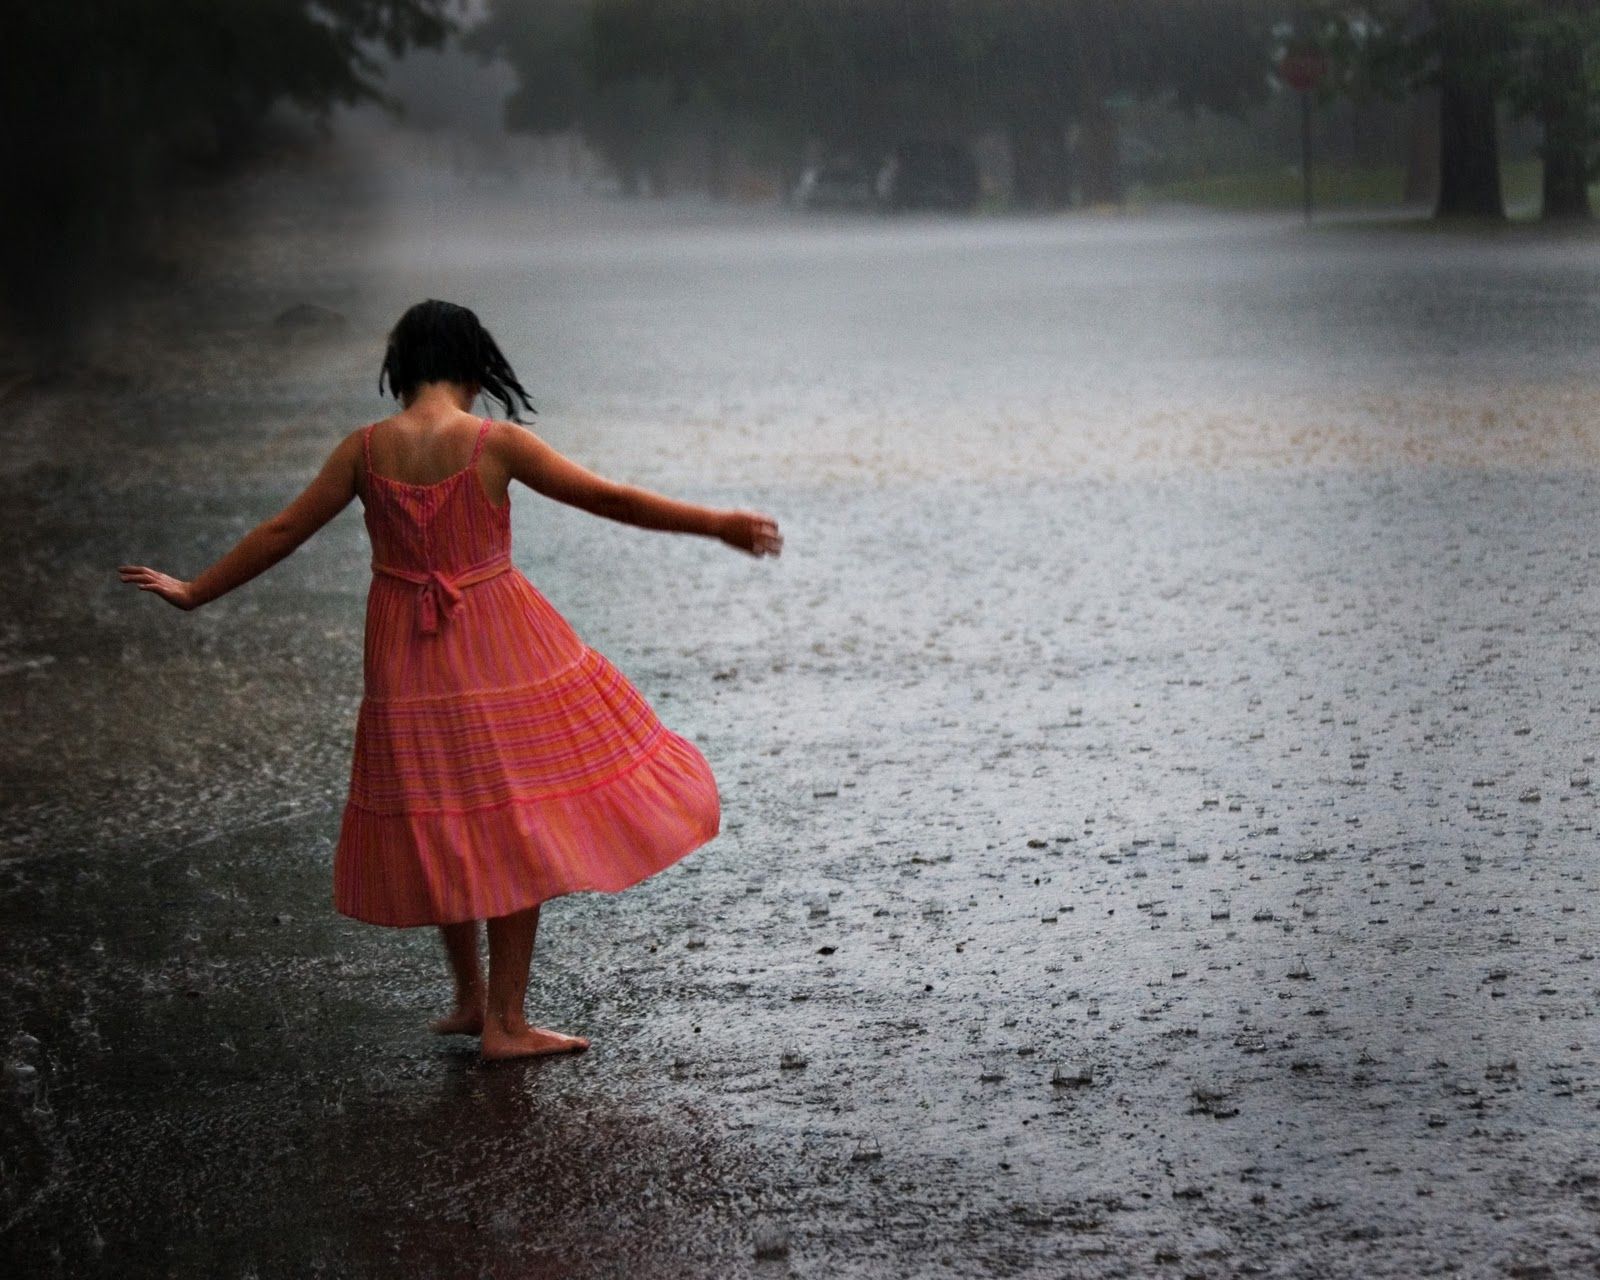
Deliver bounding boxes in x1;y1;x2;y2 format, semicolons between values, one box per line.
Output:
378;299;537;420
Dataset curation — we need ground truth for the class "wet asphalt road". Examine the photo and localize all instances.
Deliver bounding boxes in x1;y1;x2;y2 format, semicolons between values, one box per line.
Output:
5;163;1600;1277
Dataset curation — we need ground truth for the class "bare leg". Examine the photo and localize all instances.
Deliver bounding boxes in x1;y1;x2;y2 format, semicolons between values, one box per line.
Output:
479;903;589;1060
430;921;485;1035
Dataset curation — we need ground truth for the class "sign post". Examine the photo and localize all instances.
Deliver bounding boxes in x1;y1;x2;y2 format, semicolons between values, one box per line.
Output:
1277;48;1329;224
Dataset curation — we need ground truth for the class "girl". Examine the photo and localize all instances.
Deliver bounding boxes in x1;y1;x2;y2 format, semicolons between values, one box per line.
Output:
118;299;782;1062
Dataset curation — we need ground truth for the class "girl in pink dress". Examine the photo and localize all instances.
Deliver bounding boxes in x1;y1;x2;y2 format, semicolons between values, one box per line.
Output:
118;299;782;1061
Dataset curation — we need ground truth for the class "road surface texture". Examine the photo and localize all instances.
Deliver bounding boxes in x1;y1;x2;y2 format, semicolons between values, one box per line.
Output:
5;160;1600;1277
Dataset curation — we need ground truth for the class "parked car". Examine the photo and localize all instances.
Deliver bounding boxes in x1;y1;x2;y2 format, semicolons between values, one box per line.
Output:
873;140;979;212
793;158;878;211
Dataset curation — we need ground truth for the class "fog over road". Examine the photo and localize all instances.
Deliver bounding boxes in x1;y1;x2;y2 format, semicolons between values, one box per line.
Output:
5;166;1600;1277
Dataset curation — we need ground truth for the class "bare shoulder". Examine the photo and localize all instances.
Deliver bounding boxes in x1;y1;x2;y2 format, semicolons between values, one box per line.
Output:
331;425;368;464
485;418;559;469
484;419;620;508
485;417;548;445
339;418;382;459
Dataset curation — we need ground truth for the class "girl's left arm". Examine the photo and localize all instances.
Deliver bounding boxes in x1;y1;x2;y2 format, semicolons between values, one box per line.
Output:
118;431;362;610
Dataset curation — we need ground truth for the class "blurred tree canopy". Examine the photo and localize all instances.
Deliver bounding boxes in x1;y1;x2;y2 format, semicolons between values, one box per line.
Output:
1;0;456;349
475;0;1278;205
1305;0;1600;219
476;0;1600;220
9;0;1597;362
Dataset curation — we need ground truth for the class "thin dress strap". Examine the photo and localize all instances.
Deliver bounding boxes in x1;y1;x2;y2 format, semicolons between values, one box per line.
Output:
469;418;490;467
361;422;376;478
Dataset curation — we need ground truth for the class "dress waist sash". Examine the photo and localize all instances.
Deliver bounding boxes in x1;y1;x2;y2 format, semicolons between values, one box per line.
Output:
371;552;513;635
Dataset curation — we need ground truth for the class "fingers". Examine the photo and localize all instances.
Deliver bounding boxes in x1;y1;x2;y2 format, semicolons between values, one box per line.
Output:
117;565;190;607
738;515;782;557
119;565;175;585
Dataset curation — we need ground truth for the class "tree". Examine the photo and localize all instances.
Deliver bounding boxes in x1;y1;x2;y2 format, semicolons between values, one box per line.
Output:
1433;0;1516;216
1309;2;1503;217
955;1;1273;209
474;0;694;194
479;1;1274;211
1318;0;1600;219
1507;0;1600;218
1;0;456;347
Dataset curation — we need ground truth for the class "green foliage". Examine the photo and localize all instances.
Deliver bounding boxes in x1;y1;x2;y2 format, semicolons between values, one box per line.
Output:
1503;2;1600;180
1;1;457;341
1283;1;1586;101
1304;1;1600;215
469;0;593;134
474;0;1278;198
478;3;1283;141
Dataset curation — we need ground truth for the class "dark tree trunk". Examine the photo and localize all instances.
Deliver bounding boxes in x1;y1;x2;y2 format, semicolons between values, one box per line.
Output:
1538;39;1591;220
1434;4;1504;218
1076;100;1123;206
1435;71;1503;216
1404;88;1440;207
1008;122;1070;209
704;118;729;200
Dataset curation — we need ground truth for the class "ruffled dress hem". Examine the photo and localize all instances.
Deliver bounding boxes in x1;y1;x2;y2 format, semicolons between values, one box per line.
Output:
333;731;720;928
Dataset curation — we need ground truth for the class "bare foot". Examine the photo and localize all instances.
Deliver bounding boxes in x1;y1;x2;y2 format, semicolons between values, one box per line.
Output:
430;1003;486;1036
480;1022;590;1061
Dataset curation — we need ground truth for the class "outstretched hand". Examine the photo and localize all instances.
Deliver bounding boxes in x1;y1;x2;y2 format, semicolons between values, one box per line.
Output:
117;564;198;610
718;510;783;558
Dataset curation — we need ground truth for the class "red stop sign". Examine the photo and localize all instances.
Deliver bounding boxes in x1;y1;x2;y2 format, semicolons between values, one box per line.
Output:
1278;49;1328;94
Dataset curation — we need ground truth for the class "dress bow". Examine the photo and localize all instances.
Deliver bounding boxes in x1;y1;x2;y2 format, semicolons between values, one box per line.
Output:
415;569;465;635
370;553;513;635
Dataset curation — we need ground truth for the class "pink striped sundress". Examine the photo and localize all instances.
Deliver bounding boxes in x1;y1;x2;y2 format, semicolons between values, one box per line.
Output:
333;417;720;927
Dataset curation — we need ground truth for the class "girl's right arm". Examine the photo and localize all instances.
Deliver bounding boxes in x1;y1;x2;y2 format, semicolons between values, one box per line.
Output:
117;428;363;609
493;421;782;558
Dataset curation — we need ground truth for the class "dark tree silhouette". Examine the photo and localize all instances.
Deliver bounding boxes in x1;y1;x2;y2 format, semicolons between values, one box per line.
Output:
1;0;455;350
1314;0;1600;221
1433;0;1514;217
1508;0;1600;220
477;0;1272;209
